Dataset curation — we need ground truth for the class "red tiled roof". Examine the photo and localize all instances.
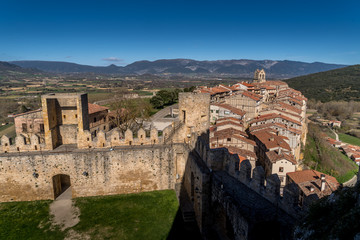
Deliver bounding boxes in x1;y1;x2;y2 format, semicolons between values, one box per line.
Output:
210;130;255;146
250;113;302;126
276;102;302;114
249;122;301;135
225;146;256;159
88;103;109;114
287;170;339;197
240;91;262;101
216;117;243;123
253;129;291;151
266;150;297;164
287;170;339;186
216;121;245;129
12;109;42;118
212;103;246;116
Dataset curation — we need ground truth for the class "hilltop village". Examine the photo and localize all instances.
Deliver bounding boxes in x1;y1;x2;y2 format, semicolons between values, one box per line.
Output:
0;69;344;239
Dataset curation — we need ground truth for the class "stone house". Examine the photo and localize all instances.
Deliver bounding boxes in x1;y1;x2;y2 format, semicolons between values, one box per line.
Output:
351;154;360;165
12;109;45;144
210;128;255;152
251;129;297;183
88;103;110;138
286;170;340;209
210;103;245;124
265;150;297;186
249;122;301;160
12;94;110;149
225;91;263;121
214;118;245;132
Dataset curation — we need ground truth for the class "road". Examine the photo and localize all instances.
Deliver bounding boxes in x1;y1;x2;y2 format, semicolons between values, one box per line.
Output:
329;127;339;141
151;103;178;121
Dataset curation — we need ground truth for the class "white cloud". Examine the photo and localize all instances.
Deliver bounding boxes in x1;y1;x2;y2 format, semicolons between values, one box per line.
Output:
102;57;123;62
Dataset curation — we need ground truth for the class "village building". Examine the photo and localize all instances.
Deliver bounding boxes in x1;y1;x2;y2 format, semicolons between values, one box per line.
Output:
13;109;45;144
286;170;340;208
224;91;263;120
11;93;111;149
210;127;255;152
329;120;341;128
210;103;246;124
214;117;246;132
351;153;360;165
265;150;297;185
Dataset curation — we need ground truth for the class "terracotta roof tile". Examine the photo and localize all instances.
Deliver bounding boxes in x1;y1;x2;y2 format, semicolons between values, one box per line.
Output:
287;170;340;197
88;103;109;115
212;103;246;116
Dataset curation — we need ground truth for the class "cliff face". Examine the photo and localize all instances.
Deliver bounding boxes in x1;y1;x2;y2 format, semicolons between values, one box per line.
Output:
295;182;360;240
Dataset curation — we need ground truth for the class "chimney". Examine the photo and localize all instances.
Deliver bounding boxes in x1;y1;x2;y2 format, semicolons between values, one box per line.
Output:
310;186;315;192
278;147;282;155
321;174;326;191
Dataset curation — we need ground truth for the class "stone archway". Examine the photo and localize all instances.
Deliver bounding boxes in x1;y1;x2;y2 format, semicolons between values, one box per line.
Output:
52;174;71;199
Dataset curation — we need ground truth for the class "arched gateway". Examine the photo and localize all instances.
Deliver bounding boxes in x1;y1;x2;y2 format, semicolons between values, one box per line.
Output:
52;174;71;199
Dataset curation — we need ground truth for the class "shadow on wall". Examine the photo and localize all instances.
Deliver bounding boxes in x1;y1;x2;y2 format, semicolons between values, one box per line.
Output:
167;134;297;240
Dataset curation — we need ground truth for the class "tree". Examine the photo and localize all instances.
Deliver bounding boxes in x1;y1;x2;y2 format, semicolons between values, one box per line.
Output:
109;98;152;134
150;95;164;109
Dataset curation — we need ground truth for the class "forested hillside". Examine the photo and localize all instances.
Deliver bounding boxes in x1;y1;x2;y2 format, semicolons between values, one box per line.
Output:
286;65;360;102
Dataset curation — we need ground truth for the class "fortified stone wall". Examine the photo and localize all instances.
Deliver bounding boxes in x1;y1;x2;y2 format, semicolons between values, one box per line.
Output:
0;143;188;202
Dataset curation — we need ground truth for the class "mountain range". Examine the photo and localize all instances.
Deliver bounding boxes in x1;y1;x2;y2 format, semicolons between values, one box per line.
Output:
10;59;346;79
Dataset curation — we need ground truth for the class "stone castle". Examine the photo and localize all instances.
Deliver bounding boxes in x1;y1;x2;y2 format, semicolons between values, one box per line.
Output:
0;70;327;239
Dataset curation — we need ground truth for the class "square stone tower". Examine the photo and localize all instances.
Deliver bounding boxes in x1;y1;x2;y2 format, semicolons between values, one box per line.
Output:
41;93;89;150
178;92;210;141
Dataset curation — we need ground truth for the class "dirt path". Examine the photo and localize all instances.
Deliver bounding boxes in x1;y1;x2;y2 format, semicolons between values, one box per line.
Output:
49;187;80;231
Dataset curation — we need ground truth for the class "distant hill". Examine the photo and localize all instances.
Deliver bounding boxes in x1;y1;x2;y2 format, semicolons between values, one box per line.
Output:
11;59;346;79
286;65;360;102
0;61;40;74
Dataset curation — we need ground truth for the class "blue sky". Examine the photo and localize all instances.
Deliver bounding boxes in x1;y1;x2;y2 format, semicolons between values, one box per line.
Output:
0;0;359;66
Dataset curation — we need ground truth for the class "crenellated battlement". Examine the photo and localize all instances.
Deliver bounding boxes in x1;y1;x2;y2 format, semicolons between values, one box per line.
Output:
192;134;303;218
0;121;188;153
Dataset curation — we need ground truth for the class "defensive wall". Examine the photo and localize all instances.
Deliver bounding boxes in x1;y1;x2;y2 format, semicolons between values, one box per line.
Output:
0;92;303;239
0;143;188;202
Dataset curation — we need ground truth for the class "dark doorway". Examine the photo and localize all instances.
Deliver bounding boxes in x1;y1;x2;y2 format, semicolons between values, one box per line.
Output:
211;202;235;239
52;174;71;199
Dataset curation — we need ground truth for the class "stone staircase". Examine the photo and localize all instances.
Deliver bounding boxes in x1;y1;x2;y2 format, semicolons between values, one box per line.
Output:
182;211;196;223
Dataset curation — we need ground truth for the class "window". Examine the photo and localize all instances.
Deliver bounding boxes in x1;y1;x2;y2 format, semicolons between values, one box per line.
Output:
29;124;33;129
40;124;44;133
224;110;230;115
22;123;27;132
75;114;78;118
216;110;219;113
211;110;213;113
227;138;231;142
279;167;284;172
63;115;66;119
94;117;97;122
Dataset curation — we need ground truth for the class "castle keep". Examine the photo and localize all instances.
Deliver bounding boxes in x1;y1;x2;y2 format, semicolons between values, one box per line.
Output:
0;71;324;239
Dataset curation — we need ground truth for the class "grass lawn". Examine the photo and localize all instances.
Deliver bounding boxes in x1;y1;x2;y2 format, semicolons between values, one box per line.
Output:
304;123;358;183
0;123;15;138
0;190;179;240
338;133;360;146
0;200;64;240
73;190;179;239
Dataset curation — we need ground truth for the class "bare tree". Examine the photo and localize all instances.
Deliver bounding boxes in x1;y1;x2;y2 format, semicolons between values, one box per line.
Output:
109;98;152;134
